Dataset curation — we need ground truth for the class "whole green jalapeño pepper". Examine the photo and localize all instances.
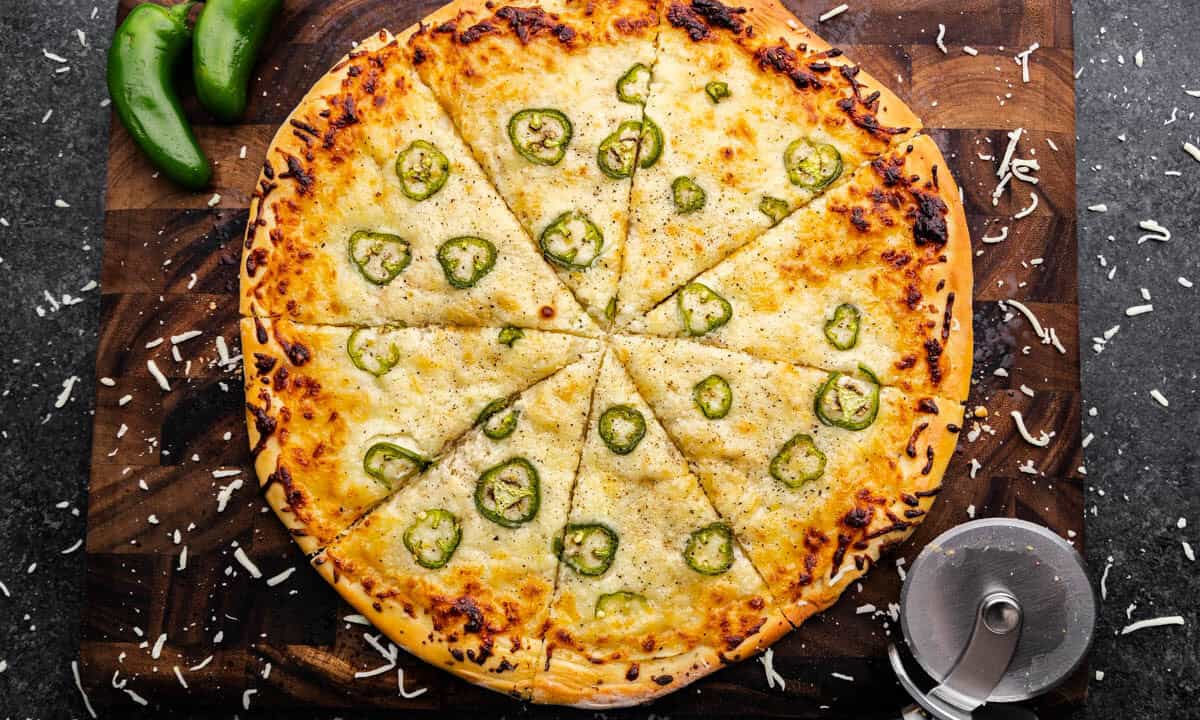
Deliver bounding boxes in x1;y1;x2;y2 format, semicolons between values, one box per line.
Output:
193;0;283;122
475;457;540;527
107;2;211;189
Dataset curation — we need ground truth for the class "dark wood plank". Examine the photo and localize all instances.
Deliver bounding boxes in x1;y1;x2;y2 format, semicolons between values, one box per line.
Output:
82;0;1081;714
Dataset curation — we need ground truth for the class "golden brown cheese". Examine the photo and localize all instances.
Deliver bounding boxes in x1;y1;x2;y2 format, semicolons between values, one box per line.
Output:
241;30;595;335
614;335;963;624
313;354;602;698
630;136;972;400
617;0;921;325
242;317;600;552
410;0;660;323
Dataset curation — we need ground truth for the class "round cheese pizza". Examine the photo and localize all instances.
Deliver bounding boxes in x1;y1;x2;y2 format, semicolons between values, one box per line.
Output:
239;0;972;707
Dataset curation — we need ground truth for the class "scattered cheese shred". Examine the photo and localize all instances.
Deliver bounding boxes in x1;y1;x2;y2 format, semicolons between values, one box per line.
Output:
935;24;947;54
1125;304;1154;317
147;360;171;391
398;667;428;698
72;661;98;719
981;226;1009;244
1120;616;1185;635
1011;411;1051;447
1137;219;1171;243
1013;192;1039;219
233;547;263;578
1183;141;1200;163
1150;389;1169;407
963;46;978;56
818;3;848;22
759;648;787;690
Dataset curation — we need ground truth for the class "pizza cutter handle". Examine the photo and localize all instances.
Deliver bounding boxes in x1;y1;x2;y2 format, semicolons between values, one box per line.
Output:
888;591;1026;720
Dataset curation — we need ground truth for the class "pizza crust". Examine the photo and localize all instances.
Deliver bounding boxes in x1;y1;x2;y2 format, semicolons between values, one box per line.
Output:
533;612;792;707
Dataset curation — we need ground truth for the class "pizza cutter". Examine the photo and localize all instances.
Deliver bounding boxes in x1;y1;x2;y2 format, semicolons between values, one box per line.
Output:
887;518;1096;720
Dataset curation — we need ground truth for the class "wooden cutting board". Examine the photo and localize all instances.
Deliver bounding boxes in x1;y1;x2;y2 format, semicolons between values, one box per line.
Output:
80;0;1082;715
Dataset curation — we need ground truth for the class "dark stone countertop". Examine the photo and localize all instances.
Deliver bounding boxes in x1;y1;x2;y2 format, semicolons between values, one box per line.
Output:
0;1;1195;717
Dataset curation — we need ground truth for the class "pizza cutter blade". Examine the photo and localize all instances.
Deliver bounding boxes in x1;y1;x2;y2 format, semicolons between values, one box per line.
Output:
887;518;1096;720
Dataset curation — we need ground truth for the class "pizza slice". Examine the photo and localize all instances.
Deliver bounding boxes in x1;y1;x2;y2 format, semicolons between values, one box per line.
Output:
409;0;659;323
615;0;921;325
629;136;972;400
312;352;602;698
534;349;788;707
243;317;600;553
241;29;595;335
614;336;963;624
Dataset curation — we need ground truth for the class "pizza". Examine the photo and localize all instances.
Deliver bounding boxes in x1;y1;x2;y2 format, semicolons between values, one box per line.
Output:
241;0;971;707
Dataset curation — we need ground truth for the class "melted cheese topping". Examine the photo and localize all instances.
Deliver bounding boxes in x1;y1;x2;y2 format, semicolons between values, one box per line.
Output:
630;137;970;399
617;21;917;325
614;335;962;620
242;318;599;548
411;2;657;323
242;39;594;335
539;351;779;681
319;354;601;692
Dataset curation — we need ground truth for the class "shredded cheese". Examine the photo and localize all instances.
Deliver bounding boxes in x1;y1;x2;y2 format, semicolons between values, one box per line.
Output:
759;648;787;690
817;3;849;22
1011;411;1050;447
1120;616;1185;635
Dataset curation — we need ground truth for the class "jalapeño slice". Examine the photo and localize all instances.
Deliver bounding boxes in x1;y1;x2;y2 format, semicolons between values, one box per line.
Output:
671;175;706;214
475;457;540;528
437;236;497;288
363;442;430;489
540;210;603;270
349;230;411;285
678;282;732;336
498;325;524;346
597;120;641;179
598;404;646;455
824;303;861;350
814;369;880;431
705;80;730;103
403;508;461;569
616;63;652;105
693;374;732;419
605;296;618;322
508;108;572;165
759;195;790;226
784;138;843;189
555;523;619;576
595;590;649;618
769;433;827;488
638;117;663;169
476;398;519;440
346;327;398;376
395;140;449;200
684;522;733;575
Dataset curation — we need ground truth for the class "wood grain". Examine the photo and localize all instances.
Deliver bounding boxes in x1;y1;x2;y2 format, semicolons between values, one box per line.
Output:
81;0;1083;715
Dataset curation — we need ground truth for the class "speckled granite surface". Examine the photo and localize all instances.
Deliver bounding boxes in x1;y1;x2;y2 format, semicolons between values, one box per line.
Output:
0;1;1195;718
